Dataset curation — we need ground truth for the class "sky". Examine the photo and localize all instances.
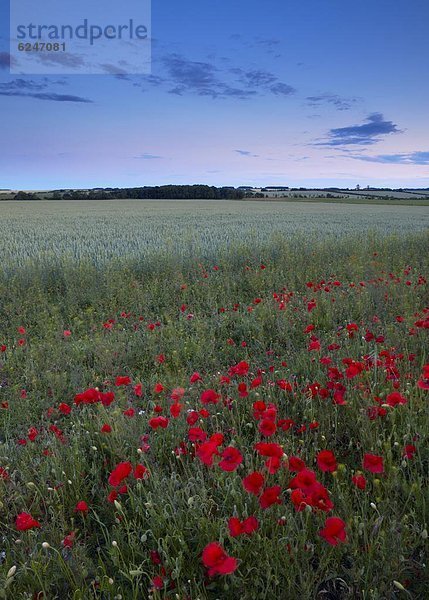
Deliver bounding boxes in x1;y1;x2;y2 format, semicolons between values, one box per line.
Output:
1;0;429;190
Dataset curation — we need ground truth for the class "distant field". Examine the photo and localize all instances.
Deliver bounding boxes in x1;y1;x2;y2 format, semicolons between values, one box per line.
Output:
243;195;429;206
0;199;428;266
259;190;429;200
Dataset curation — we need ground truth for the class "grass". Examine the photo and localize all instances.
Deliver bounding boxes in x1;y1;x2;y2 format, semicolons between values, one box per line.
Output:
0;206;428;598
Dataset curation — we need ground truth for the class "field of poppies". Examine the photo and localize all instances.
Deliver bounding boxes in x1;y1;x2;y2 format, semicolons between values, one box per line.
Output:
0;223;428;599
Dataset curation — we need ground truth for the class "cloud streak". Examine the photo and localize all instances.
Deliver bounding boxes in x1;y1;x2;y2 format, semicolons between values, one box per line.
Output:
0;79;93;103
235;149;259;157
132;54;296;100
306;93;359;111
134;153;163;160
316;113;401;147
350;151;429;165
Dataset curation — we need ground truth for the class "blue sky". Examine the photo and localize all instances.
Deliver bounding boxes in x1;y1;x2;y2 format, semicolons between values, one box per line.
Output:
1;0;429;189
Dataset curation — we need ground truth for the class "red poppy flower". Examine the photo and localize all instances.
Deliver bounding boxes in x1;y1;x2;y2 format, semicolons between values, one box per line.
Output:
219;447;243;472
133;383;143;397
403;444;416;459
345;362;364;379
123;407;135;417
290;489;308;511
74;501;89;514
258;419;277;437
170;403;182;418
317;450;337;473
148;416;169;429
108;461;132;487
16;512;41;530
107;490;118;503
242;471;265;495
259;485;282;509
115;376;131;387
28;426;39;442
58;403;71;415
319;517;347;546
385;392;407;407
133;464;149;479
62;531;76;548
170;387;185;401
417;364;429;389
254;442;283;458
289;468;318;493
186;410;199;425
310;484;334;512
229;360;249;377
201;542;238;577
188;427;207;442
74;388;101;405
200;389;221;405
196;440;220;466
351;473;367;489
101;424;112;433
265;455;282;474
101;392;115;407
152;575;165;590
190;371;202;383
288;456;306;472
237;382;248;397
363;453;384;473
228;516;259;537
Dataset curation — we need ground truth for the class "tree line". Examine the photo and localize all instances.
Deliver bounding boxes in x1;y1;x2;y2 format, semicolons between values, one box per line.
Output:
14;186;246;201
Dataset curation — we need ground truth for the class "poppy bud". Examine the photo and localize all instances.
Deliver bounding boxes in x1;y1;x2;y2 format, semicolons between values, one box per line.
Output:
6;566;16;579
393;581;406;591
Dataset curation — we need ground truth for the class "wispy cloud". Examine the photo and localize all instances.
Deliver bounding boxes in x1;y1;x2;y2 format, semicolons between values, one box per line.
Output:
26;51;86;69
162;54;258;99
349;151;429;165
131;53;296;100
134;153;163;160
0;79;93;103
0;91;93;102
306;93;359;111
235;149;259;157
316;113;401;147
231;67;295;96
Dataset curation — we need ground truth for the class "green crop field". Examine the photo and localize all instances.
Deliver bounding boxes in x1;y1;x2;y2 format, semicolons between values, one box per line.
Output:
0;200;428;265
0;200;428;599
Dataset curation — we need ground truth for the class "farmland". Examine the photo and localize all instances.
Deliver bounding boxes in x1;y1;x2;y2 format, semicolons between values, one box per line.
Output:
0;200;428;265
0;200;428;599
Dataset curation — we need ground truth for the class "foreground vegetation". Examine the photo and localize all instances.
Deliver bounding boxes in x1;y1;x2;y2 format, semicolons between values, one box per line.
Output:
0;229;428;598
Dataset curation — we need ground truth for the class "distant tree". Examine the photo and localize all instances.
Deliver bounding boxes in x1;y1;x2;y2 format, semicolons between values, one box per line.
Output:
14;191;38;200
